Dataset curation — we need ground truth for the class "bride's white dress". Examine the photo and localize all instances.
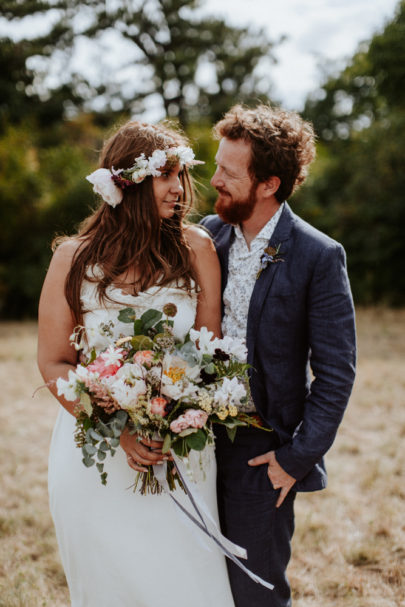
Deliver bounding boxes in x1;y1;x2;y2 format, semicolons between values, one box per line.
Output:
48;276;235;607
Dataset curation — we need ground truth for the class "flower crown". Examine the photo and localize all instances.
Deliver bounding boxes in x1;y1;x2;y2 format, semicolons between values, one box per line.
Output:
86;146;203;208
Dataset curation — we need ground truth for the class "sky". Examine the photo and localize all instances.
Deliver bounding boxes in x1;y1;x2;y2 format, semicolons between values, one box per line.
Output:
200;0;400;109
1;0;400;114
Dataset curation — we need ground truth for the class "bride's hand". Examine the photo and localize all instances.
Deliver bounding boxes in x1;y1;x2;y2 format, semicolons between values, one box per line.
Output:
120;428;171;472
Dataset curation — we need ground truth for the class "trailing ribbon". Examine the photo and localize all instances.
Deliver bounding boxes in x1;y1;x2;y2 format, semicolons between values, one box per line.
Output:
153;451;274;591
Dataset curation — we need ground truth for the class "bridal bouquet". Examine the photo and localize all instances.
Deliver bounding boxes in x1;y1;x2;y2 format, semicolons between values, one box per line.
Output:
57;303;258;493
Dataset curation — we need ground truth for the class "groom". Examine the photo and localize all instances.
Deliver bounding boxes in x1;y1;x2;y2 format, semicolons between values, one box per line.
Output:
201;104;356;607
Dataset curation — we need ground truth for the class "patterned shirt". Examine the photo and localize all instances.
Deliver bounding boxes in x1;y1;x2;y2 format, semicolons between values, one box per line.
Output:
222;203;284;411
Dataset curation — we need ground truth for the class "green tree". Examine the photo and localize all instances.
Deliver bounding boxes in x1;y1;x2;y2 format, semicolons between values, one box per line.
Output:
297;0;405;304
303;0;405;141
0;116;102;318
1;0;276;127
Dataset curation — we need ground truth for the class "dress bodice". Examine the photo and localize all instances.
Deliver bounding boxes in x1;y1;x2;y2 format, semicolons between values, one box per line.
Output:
80;269;197;357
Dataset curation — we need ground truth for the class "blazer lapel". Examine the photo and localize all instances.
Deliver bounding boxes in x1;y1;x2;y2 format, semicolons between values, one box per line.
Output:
212;223;234;295
246;203;294;365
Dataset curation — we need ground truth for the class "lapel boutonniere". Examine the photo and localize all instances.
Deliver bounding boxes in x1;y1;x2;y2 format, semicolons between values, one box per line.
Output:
256;244;284;279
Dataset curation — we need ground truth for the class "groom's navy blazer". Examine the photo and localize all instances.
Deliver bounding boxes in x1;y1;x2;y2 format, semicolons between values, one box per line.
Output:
201;203;356;492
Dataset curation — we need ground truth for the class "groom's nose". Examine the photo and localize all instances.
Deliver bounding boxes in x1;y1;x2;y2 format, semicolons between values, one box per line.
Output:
210;168;223;190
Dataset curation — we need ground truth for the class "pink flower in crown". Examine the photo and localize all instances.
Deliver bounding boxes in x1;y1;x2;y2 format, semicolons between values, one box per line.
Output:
134;350;154;367
149;397;169;417
87;346;124;378
170;409;208;433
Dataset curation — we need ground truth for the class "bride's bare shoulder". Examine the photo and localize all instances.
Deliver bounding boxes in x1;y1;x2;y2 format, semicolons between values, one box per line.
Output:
184;224;216;254
50;237;83;271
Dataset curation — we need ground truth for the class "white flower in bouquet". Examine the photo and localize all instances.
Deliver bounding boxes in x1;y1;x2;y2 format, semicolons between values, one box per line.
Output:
217;335;248;362
114;362;145;381
108;376;147;410
161;353;201;400
161;378;199;401
213;376;247;407
56;369;81;401
100;345;125;366
163;353;201;382
189;327;218;357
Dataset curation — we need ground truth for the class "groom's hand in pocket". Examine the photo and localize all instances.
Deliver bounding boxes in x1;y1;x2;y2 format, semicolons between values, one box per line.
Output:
248;451;296;507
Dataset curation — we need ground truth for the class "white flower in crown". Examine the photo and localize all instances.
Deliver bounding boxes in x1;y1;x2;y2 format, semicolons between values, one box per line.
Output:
130;153;149;183
148;149;168;176
86;168;123;207
175;146;196;166
86;145;203;207
132;168;148;183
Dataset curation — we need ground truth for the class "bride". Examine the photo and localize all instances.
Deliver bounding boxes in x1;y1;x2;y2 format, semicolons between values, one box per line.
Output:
37;120;235;607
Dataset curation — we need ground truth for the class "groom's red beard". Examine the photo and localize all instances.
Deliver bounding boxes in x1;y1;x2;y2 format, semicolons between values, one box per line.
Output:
214;183;258;225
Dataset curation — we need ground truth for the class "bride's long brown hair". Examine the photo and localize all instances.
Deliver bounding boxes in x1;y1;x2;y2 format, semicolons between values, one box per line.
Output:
58;120;198;323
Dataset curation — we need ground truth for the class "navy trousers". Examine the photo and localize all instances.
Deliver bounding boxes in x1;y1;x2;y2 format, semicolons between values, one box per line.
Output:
215;424;296;607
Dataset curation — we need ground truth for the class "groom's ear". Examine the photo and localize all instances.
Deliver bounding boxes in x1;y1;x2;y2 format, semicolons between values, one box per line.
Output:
262;176;281;197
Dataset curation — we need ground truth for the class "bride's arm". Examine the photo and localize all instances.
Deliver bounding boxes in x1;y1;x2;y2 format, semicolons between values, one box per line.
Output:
37;240;80;417
38;240;169;469
185;225;222;338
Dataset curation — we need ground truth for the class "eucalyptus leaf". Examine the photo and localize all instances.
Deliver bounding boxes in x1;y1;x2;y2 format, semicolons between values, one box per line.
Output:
97;450;107;461
110;438;120;448
99;440;109;452
111;426;123;439
177;342;199;365
88;428;104;442
115;410;128;425
82;443;97;456
97;421;113;438
96;463;104;473
118;307;136;323
82;457;95;467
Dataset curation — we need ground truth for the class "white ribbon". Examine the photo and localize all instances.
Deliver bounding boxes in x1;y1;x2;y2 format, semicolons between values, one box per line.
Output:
153;451;274;591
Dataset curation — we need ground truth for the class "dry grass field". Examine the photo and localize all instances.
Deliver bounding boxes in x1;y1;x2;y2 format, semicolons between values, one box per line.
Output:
0;308;404;606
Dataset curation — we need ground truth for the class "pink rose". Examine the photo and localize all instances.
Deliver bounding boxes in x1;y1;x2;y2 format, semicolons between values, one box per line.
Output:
184;409;208;429
170;417;189;433
170;409;208;433
134;350;154;366
150;397;168;417
87;357;121;378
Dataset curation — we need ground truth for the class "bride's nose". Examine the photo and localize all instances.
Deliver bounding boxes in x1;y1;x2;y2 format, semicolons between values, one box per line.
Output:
171;177;183;196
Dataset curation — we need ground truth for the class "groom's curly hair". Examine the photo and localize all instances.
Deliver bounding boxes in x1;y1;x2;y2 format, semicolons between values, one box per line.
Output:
214;104;316;202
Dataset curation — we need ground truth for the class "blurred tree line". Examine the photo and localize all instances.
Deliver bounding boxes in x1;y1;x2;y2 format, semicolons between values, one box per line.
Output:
0;0;404;317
